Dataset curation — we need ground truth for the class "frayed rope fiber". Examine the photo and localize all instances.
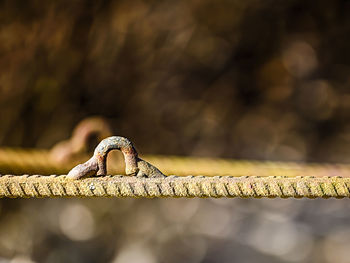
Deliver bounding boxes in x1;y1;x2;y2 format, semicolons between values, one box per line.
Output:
0;175;349;198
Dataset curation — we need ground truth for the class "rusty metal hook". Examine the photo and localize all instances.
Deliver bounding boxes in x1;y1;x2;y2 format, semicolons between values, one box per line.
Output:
50;116;113;164
67;136;166;179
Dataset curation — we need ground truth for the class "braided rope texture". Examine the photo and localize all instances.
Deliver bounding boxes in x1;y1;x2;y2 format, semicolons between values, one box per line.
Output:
0;175;350;198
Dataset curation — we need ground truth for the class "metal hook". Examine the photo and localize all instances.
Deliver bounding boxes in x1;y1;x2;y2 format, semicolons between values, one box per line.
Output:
50;116;113;164
67;136;166;179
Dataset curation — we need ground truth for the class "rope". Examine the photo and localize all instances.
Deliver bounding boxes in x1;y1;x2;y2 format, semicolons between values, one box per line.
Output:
1;146;350;199
0;148;63;175
0;174;349;198
2;118;349;199
2;148;350;177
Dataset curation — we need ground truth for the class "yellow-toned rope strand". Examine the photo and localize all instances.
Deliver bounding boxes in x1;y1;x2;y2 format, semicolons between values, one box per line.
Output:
2;148;350;178
0;175;350;198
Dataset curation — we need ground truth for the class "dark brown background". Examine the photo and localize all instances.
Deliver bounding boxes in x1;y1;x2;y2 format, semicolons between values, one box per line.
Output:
1;1;350;262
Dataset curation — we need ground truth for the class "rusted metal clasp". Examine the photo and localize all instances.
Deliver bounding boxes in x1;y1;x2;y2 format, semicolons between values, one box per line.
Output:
50;117;112;164
67;136;166;179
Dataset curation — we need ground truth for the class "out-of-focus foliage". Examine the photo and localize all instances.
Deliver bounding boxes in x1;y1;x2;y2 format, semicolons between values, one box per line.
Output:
1;0;350;262
1;0;350;162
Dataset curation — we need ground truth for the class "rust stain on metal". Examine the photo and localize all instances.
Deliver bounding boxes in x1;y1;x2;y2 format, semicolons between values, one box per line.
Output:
67;136;166;179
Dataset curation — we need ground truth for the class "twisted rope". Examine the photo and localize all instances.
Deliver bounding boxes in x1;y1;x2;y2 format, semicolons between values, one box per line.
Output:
0;174;349;198
2;147;350;198
2;148;350;177
2;118;349;198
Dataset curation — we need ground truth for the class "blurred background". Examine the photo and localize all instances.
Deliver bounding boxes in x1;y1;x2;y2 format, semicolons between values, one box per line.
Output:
1;0;350;262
